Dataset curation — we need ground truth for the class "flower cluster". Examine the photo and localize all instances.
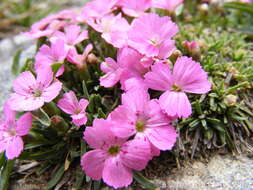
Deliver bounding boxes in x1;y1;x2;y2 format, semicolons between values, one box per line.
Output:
0;0;212;189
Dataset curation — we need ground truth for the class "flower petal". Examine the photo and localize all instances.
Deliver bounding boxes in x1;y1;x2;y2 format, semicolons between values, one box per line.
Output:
159;91;192;118
16;112;33;136
42;81;62;102
102;157;132;189
144;62;173;91
57;91;79;114
6;136;24;159
81;149;108;180
13;71;36;95
146;125;178;151
120;138;151;170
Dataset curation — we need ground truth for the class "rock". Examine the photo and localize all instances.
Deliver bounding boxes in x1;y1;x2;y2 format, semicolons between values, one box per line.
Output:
161;154;253;190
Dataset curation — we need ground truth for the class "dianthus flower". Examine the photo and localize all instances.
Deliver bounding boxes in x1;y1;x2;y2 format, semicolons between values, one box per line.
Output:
117;0;152;17
128;13;178;59
57;91;89;126
35;39;68;77
81;119;151;188
0;102;32;159
67;44;93;69
80;0;119;21
110;89;178;156
100;47;152;89
144;57;211;118
50;25;88;49
9;67;62;111
88;14;130;48
152;0;184;12
24;10;78;39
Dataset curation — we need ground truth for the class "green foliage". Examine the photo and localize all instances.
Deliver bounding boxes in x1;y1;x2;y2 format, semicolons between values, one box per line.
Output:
174;1;253;158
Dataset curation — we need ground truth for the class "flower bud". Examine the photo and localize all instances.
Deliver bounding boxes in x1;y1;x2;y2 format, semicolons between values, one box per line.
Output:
87;53;98;64
224;94;237;107
183;40;201;60
51;115;69;136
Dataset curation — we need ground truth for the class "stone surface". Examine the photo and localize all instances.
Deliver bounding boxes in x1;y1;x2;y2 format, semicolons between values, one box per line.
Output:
152;154;253;190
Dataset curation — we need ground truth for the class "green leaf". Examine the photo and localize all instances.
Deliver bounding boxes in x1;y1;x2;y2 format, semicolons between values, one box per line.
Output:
133;172;157;190
0;153;5;169
12;49;22;75
51;62;64;74
82;80;90;99
0;159;15;190
97;108;106;119
32;108;51;126
224;2;253;15
73;170;85;190
45;165;65;190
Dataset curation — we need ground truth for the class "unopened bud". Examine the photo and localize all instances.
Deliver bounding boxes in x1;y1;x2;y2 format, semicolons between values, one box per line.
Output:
170;50;182;62
224;94;237;107
87;53;98;64
51;115;69;136
198;3;209;12
228;67;239;78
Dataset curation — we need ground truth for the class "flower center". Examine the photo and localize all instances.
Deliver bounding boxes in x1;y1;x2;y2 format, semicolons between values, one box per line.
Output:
74;109;81;114
171;84;182;92
108;145;120;156
32;89;42;97
135;120;145;132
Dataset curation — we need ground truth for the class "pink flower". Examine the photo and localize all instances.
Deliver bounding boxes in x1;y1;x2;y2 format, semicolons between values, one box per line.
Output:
8;67;62;111
239;0;252;3
50;25;88;49
100;47;152;89
88;14;130;48
110;89;178;155
81;118;151;188
0;102;32;159
57;91;89;126
117;0;152;17
128;13;178;59
80;0;119;21
152;0;184;12
67;44;93;69
24;10;78;39
35;39;68;77
144;57;211;118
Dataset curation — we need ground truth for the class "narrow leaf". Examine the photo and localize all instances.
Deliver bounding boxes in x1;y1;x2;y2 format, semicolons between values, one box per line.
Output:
0;159;15;190
32;108;51;126
133;172;157;190
12;49;22;75
45;165;65;190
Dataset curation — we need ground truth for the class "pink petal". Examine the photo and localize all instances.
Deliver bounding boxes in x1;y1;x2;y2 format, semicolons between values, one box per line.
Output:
78;99;89;112
16;112;33;136
57;91;79;114
121;89;150;114
9;93;44;111
6;136;24;159
146;125;178;151
102;157;132;189
110;106;136;138
36;66;53;87
100;68;123;88
13;71;36;95
173;57;211;94
81;149;108;180
159;91;192;118
42;81;62;102
84;119;123;149
3;102;16;123
71;113;87;126
144;62;173;91
120;138;151;170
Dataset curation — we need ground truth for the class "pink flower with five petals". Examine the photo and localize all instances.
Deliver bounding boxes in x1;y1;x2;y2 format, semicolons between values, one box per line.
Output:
0;102;32;159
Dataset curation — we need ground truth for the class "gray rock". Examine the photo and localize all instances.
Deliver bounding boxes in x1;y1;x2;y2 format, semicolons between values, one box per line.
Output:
153;154;253;190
